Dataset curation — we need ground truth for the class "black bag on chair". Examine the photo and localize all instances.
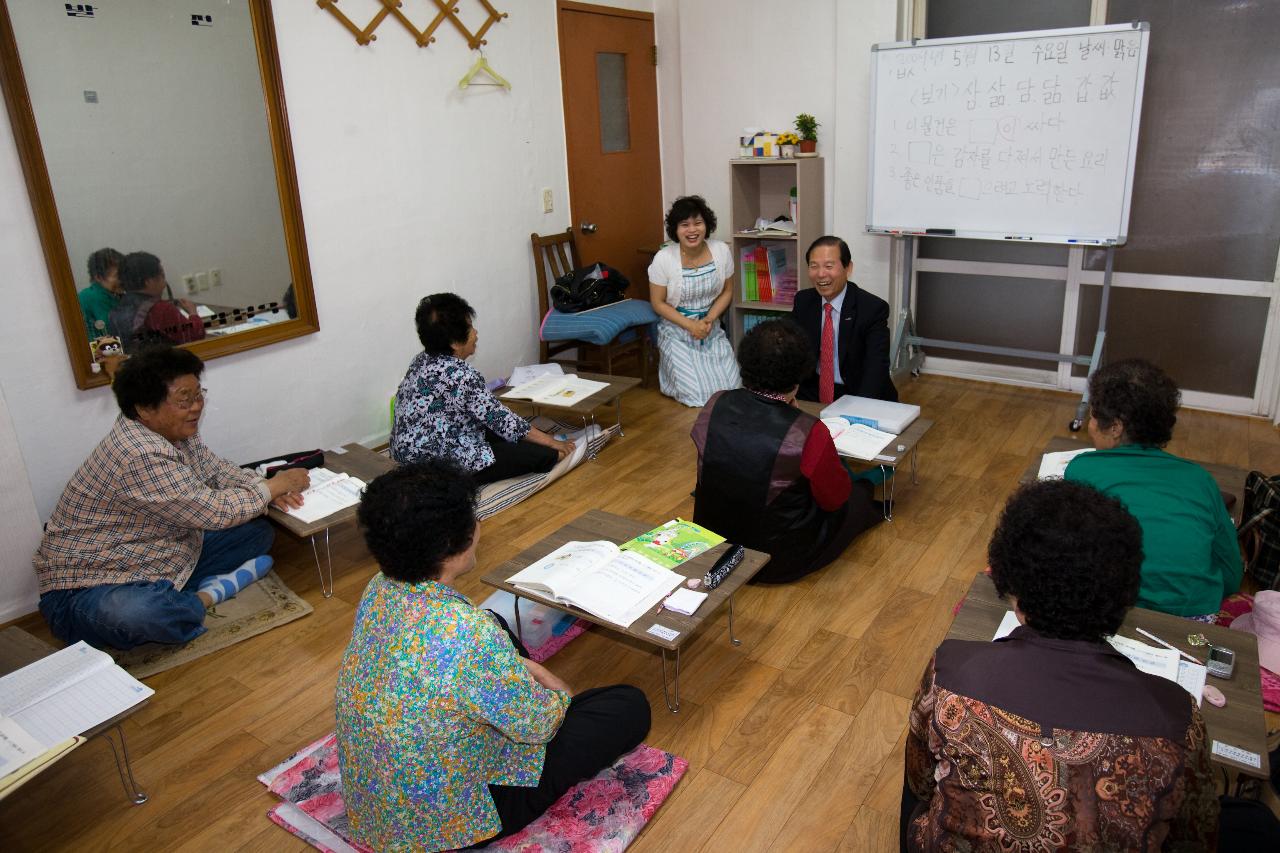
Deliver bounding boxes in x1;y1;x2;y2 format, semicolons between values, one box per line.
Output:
549;263;629;313
1239;471;1280;589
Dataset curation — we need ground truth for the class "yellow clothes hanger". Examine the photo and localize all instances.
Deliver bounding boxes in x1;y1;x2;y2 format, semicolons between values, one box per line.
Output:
458;54;511;90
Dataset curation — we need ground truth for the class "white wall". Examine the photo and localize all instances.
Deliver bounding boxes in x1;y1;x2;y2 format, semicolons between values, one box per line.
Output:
0;0;577;617
664;0;899;301
9;0;290;309
0;385;41;624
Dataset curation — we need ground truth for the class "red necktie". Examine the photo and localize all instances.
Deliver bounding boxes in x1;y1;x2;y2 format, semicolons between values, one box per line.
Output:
819;302;835;404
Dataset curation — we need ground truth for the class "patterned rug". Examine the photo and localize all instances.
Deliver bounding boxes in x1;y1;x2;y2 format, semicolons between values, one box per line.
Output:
111;571;312;679
259;734;687;852
476;421;620;521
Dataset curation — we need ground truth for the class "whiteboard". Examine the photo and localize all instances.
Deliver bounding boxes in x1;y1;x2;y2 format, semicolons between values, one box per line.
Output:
866;23;1150;245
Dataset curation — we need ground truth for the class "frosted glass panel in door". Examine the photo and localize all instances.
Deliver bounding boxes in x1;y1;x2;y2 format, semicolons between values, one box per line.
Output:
596;53;630;154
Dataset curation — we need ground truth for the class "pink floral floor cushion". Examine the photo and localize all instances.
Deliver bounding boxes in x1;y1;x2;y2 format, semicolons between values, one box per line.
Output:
259;735;687;852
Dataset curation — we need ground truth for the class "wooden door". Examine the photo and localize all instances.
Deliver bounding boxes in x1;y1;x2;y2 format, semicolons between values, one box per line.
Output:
557;2;663;298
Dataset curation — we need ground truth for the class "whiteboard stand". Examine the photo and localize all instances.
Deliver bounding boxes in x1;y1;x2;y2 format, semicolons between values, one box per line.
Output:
891;238;1113;431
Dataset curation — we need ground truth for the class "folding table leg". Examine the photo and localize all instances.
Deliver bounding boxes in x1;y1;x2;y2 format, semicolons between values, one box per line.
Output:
660;647;681;713
99;723;148;805
311;527;334;598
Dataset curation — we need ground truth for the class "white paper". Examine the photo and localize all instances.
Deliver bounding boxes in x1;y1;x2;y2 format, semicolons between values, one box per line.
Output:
1212;741;1262;768
1108;634;1205;705
662;588;708;616
508;362;564;388
1036;448;1094;480
992;610;1022;640
646;624;680;642
833;423;897;461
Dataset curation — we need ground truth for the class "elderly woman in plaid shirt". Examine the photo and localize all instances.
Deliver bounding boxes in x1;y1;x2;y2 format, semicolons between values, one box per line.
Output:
34;347;311;650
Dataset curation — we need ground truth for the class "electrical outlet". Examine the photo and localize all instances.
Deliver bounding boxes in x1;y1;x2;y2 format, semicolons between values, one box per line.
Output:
209;268;222;288
183;274;197;295
196;272;209;292
541;188;553;214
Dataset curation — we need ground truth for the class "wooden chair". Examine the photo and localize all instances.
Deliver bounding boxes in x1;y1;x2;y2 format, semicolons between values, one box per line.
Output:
531;228;650;386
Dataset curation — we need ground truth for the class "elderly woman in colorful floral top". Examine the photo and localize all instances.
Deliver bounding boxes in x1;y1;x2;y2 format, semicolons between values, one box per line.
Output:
391;293;574;484
335;461;650;851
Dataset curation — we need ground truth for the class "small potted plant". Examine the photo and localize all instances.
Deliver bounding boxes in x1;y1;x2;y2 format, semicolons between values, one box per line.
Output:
794;113;819;156
777;132;799;158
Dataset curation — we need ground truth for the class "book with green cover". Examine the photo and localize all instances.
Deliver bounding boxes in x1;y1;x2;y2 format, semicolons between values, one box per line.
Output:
621;518;726;569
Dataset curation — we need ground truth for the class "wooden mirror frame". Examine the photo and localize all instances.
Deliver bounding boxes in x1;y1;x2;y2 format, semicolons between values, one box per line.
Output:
0;0;318;389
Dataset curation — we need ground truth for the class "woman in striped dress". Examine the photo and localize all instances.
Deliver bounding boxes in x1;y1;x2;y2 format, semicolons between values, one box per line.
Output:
647;196;742;406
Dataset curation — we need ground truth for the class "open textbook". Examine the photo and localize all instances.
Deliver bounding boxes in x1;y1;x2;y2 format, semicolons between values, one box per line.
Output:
993;611;1206;704
1036;447;1094;480
0;641;153;782
282;468;367;524
507;541;684;628
501;374;609;406
821;418;897;461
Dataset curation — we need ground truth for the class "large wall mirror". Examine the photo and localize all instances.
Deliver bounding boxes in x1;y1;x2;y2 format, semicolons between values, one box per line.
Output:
0;0;317;389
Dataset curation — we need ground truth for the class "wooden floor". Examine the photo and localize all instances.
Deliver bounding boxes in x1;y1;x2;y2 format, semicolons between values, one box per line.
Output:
4;374;1280;851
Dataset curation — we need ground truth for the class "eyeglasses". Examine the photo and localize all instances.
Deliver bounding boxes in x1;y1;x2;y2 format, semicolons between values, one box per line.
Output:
168;387;208;410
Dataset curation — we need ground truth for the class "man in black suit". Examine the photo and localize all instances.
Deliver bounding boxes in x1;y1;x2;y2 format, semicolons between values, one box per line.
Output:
792;236;897;403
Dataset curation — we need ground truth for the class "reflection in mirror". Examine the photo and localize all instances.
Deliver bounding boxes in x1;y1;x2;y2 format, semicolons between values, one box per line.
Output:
0;0;316;387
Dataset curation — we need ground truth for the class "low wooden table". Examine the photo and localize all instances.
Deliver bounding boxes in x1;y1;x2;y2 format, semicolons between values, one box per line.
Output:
796;401;934;521
0;628;148;805
1019;437;1249;522
496;372;642;439
480;510;770;713
948;573;1270;779
266;443;394;597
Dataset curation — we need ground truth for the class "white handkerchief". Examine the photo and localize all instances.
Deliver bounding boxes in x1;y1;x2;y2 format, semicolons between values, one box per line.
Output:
663;588;708;616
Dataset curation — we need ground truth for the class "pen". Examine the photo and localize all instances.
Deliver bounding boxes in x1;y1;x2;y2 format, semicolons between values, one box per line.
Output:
1134;627;1201;664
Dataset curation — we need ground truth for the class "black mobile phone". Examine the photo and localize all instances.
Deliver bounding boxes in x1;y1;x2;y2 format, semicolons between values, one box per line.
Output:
1207;645;1235;679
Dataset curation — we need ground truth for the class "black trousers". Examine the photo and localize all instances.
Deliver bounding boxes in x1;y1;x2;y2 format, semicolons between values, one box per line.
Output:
483;685;652;842
473;430;558;485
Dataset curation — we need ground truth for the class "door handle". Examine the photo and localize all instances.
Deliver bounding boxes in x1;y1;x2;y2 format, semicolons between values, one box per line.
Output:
579;222;598;234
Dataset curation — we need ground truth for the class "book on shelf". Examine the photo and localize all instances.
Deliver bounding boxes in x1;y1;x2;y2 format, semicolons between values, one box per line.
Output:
501;374;609;406
736;217;797;238
506;541;685;628
283;468;368;524
620;519;725;570
740;247;757;301
754;246;773;302
0;641;153;784
765;246;796;304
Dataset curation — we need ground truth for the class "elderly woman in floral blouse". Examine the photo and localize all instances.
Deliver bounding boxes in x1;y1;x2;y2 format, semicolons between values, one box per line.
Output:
391;293;574;484
335;461;650;852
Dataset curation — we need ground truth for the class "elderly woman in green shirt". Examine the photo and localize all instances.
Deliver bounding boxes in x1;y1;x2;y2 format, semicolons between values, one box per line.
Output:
1065;359;1242;619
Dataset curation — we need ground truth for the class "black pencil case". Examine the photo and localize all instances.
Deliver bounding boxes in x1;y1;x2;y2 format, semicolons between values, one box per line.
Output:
242;449;325;478
703;544;745;590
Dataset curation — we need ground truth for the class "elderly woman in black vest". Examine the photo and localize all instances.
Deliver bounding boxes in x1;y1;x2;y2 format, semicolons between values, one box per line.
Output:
690;319;881;583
